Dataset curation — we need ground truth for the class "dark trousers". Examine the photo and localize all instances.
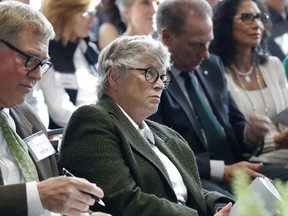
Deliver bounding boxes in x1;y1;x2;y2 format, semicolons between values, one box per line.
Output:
201;163;288;199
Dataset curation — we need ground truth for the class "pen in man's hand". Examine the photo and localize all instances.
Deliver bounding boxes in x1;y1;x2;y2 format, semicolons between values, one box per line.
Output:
62;168;106;207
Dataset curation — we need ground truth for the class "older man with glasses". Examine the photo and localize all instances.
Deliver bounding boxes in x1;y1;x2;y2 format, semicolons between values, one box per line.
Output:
0;2;109;216
0;39;53;74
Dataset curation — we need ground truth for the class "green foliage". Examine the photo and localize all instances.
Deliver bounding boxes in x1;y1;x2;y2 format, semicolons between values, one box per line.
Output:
231;170;273;216
275;180;288;216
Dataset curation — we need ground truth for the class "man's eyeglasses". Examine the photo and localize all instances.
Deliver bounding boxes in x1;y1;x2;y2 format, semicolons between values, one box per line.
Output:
234;13;269;24
0;39;52;74
129;68;170;89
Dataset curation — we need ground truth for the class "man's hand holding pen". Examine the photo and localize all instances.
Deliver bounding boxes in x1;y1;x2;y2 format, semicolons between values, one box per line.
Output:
37;168;108;216
63;168;106;207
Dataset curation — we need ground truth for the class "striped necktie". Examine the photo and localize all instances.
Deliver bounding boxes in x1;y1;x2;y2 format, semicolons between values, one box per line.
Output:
0;111;38;182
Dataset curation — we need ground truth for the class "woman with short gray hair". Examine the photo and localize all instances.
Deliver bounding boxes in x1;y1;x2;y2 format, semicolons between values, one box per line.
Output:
59;35;233;216
97;35;170;97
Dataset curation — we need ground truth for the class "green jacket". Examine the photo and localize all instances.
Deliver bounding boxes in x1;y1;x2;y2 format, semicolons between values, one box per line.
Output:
59;95;231;216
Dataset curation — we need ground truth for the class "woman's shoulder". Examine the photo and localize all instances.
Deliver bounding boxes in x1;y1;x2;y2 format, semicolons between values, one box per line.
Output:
99;22;119;37
261;56;285;74
267;55;282;64
98;22;120;50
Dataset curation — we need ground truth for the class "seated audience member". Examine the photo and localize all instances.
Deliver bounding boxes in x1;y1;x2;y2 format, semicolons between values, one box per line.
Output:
264;0;288;61
89;0;107;44
149;0;288;198
0;2;109;216
98;0;158;50
97;0;126;50
59;35;233;216
39;0;100;129
210;0;288;167
115;0;158;36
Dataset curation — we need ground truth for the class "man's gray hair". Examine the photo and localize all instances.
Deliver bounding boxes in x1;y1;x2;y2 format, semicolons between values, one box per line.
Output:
0;1;54;43
97;35;171;98
156;0;212;36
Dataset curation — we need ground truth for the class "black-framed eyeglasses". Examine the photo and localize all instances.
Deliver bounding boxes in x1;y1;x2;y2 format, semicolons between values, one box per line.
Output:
234;12;269;24
129;67;170;89
0;39;52;74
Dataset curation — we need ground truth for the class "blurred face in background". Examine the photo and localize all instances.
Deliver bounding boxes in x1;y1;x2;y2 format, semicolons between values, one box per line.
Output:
124;0;159;35
70;6;97;42
232;0;264;50
264;0;288;13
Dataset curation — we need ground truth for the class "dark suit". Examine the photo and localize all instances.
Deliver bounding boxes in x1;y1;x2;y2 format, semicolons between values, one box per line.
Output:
150;54;288;191
59;95;232;216
266;6;288;61
150;55;248;177
0;102;59;216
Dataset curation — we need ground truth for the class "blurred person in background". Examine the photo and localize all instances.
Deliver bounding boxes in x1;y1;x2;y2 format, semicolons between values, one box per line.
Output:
264;0;288;61
39;0;100;129
116;0;159;36
98;0;159;50
96;0;126;50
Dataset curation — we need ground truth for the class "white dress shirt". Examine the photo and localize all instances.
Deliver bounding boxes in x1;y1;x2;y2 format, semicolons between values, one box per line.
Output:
118;105;188;204
39;39;98;127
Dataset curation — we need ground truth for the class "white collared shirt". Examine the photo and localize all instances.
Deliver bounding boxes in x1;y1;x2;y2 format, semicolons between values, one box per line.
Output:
117;105;188;204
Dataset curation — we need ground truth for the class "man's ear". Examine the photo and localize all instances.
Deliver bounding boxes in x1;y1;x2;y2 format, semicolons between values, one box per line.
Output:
107;67;119;90
161;27;172;47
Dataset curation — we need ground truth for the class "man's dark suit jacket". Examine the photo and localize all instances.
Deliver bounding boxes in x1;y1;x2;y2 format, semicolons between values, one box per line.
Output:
150;54;254;179
0;102;59;216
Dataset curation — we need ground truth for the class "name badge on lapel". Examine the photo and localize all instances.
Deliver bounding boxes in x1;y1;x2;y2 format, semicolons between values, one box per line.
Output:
24;131;56;162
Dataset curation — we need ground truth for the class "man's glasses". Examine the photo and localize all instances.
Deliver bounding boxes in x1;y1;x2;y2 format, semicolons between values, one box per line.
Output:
129;67;171;89
0;39;52;74
234;13;270;24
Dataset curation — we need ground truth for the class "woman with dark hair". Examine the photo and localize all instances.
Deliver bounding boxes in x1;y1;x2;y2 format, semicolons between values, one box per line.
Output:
210;0;288;166
97;0;126;50
98;0;159;50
